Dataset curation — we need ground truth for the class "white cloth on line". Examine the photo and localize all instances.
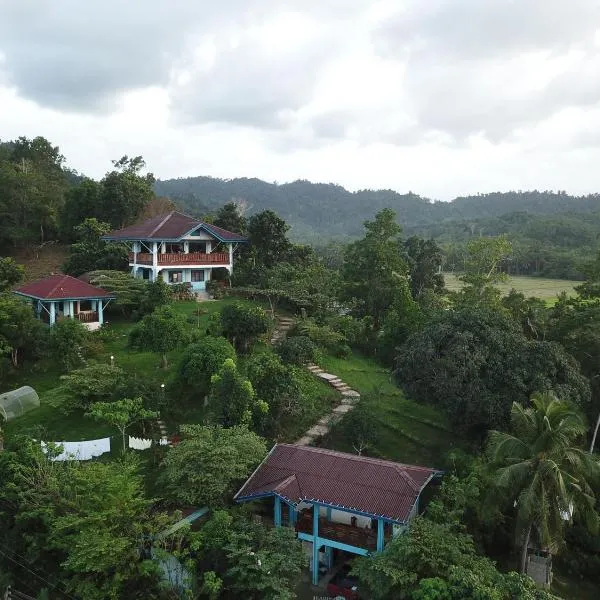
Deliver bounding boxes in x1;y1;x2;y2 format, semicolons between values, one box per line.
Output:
128;436;153;450
41;438;111;461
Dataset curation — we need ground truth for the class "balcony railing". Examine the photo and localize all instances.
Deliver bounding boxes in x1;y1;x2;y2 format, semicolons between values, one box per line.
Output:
295;512;387;551
129;252;230;266
76;311;99;323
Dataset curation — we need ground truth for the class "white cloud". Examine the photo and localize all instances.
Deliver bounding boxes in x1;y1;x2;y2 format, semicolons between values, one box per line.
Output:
1;0;600;200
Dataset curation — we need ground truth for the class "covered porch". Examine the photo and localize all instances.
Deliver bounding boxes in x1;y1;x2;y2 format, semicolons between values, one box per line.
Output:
13;274;116;331
36;297;110;329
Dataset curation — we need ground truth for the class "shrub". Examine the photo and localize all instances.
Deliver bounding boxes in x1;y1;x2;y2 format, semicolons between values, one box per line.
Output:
292;319;350;357
276;336;317;365
178;336;236;398
220;302;271;353
49;318;92;371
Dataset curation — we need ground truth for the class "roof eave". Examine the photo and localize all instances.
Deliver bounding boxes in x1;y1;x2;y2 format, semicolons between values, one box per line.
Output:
13;291;116;301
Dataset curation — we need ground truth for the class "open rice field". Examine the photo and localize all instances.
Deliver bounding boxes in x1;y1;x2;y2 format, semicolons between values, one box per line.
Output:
444;273;578;302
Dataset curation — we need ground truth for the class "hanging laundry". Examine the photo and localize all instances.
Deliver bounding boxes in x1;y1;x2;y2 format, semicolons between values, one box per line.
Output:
41;437;111;461
128;436;153;451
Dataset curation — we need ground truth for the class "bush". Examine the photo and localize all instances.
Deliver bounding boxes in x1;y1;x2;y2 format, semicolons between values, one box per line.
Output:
220;302;271;353
276;336;317;365
178;336;236;398
292;319;350;357
49;318;93;371
49;363;127;413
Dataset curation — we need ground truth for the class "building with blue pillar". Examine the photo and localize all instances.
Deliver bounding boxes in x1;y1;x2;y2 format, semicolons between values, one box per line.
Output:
101;211;248;292
234;444;442;586
13;274;116;330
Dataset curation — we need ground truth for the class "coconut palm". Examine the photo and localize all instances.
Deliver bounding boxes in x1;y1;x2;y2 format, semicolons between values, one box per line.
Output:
487;391;599;573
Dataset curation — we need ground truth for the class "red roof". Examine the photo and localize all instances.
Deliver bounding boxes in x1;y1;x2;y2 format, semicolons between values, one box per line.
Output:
102;211;247;242
235;444;440;523
14;274;115;300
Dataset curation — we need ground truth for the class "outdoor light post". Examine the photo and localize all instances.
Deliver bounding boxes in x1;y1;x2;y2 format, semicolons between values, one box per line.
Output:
110;355;114;367
160;383;165;401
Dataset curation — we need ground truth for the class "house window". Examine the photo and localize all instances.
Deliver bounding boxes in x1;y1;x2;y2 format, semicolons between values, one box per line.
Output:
191;270;205;282
168;271;183;283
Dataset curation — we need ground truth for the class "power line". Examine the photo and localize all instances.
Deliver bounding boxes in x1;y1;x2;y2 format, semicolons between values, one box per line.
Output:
0;547;77;600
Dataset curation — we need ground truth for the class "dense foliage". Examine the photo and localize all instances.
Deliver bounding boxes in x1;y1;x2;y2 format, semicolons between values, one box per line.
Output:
395;308;590;436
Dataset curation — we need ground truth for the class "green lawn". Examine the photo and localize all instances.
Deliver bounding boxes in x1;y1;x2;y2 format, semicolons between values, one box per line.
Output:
317;353;458;468
444;273;577;303
3;298;335;445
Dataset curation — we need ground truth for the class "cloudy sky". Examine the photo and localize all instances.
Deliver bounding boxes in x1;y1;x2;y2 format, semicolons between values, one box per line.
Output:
1;0;600;200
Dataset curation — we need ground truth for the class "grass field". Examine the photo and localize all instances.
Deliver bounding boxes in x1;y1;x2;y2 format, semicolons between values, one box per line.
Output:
444;273;578;302
3;298;336;445
317;353;459;468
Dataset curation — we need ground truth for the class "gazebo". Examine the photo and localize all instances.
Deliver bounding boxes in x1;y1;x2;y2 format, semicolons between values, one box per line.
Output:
13;274;115;330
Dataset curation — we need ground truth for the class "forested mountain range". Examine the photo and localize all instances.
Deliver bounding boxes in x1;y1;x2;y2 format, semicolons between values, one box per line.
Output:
155;176;600;240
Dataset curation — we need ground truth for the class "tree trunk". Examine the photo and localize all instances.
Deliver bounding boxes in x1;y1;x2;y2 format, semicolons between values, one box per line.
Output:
161;353;168;369
520;522;533;574
590;411;600;454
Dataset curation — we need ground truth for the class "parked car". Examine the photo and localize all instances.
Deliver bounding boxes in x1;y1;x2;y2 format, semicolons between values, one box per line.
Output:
326;564;360;600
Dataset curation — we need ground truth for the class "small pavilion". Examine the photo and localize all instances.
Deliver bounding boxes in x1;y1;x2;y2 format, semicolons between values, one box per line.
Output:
235;444;442;585
13;274;115;330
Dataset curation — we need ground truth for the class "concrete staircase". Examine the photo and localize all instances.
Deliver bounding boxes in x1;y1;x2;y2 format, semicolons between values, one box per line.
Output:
270;315;295;344
295;363;361;446
268;313;362;447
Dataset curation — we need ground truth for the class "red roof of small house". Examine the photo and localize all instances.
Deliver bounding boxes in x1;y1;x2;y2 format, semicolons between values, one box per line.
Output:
13;274;115;300
102;211;248;242
234;444;441;523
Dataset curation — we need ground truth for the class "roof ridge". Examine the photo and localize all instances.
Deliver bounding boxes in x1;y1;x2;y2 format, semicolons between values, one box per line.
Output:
273;474;298;494
277;443;436;473
47;273;70;298
149;212;176;237
396;467;419;492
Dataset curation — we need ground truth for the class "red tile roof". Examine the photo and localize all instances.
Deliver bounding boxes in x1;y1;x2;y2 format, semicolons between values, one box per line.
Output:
235;444;440;523
14;274;115;300
102;211;247;242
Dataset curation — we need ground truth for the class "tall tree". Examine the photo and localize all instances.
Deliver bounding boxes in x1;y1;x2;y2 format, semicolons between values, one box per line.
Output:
247;210;292;269
0;257;24;292
487;393;600;573
342;208;409;329
457;235;512;306
62;217;128;276
59;178;102;239
98;155;155;229
404;236;445;298
214;201;247;234
0;294;44;369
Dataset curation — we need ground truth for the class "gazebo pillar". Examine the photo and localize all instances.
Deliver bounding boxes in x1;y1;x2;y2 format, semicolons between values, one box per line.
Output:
274;496;282;527
98;300;104;325
49;301;56;325
312;503;320;585
377;519;385;552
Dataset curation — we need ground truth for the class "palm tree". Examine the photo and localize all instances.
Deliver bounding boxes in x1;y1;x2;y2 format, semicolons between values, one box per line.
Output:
487;391;599;574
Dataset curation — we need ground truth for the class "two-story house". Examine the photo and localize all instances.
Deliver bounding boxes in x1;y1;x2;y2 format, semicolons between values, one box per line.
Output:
102;211;248;291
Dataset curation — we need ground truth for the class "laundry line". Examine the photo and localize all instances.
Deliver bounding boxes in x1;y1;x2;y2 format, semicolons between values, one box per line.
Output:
40;435;170;461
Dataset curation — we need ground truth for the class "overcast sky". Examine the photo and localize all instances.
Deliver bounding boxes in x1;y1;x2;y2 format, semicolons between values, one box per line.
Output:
1;0;600;200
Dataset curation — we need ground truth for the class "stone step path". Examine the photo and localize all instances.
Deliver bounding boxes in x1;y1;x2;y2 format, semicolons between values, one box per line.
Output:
270;315;295;345
156;419;169;444
295;363;361;446
268;314;362;447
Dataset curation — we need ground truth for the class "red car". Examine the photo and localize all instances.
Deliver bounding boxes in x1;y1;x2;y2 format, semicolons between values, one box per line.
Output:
326;564;360;600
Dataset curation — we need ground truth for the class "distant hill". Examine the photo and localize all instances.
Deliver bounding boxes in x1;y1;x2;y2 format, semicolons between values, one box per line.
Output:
154;177;600;241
